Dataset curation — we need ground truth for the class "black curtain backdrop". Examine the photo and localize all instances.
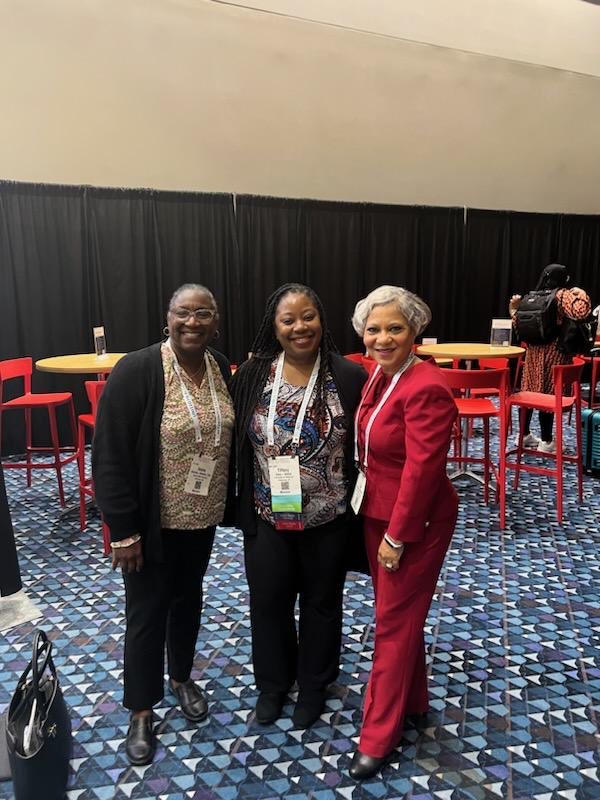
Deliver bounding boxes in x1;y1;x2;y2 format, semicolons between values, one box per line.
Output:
0;183;93;454
464;209;561;342
236;197;366;354
2;181;600;455
86;188;241;355
1;182;238;454
464;209;600;343
360;205;466;343
236;196;465;354
557;214;600;307
235;196;306;354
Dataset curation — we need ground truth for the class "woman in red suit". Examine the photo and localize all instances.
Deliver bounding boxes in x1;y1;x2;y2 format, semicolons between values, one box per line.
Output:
348;285;458;779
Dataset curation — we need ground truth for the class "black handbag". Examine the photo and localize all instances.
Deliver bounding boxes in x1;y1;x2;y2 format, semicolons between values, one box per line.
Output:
5;630;72;800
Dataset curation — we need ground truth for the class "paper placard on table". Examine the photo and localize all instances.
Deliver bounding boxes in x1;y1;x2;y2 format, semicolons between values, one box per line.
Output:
93;326;107;358
490;319;512;347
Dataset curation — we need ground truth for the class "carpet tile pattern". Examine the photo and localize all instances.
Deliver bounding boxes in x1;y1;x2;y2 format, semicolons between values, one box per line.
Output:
0;434;599;799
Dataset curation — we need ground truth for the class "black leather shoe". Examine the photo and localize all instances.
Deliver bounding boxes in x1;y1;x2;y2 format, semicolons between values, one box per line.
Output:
256;691;286;724
125;714;155;766
171;679;209;722
348;750;385;780
292;690;325;728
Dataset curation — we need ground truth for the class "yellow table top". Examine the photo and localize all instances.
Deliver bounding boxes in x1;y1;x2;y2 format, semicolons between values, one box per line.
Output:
35;353;126;374
417;343;525;360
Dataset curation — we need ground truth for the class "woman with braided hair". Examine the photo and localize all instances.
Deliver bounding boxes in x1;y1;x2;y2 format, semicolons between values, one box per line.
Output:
231;283;366;728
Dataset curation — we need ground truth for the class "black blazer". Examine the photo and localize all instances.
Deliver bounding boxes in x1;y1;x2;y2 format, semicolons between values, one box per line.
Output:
231;352;367;538
92;342;231;564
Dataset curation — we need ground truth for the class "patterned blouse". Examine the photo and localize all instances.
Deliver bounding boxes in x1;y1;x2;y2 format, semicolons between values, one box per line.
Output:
159;343;234;529
250;359;348;529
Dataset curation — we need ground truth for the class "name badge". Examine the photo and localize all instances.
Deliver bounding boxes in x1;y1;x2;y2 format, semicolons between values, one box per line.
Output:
184;454;217;496
268;455;304;530
350;470;367;515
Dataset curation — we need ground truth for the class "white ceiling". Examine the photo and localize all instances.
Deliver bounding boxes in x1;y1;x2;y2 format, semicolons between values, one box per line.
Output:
215;0;600;77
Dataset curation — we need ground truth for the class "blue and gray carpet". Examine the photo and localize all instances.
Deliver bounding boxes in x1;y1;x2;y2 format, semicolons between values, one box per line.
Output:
0;435;598;799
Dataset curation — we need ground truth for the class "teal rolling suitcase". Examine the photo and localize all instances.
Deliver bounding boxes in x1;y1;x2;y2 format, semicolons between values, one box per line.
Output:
581;408;600;475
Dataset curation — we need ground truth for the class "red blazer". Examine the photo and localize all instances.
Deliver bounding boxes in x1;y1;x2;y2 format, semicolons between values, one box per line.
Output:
356;360;457;542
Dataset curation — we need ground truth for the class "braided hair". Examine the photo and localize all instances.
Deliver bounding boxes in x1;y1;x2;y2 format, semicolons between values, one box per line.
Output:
232;283;338;456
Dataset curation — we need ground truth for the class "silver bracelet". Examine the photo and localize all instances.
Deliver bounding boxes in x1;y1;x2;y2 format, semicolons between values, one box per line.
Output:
383;533;404;550
110;534;141;549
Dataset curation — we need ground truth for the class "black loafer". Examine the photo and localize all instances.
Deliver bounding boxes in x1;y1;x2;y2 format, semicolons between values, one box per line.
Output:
125;714;155;766
348;750;385;780
171;679;209;722
292;690;325;728
255;691;286;724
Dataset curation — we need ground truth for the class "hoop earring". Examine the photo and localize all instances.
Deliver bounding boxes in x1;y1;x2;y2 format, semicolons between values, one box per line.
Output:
163;326;169;337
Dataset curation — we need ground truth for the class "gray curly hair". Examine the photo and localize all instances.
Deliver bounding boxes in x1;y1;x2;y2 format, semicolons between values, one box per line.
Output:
352;285;432;336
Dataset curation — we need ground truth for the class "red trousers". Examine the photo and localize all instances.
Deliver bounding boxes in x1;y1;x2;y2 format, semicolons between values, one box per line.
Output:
359;513;457;757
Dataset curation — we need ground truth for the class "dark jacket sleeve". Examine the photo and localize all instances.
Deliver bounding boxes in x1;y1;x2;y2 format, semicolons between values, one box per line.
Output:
330;354;369;574
208;347;233;384
228;359;259;535
91;350;153;542
207;347;237;525
330;353;367;484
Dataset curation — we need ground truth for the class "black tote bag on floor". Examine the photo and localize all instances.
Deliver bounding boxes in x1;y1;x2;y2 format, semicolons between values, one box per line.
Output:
5;629;72;799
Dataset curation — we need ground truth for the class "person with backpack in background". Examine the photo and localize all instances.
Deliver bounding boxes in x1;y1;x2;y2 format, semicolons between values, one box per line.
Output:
509;263;592;453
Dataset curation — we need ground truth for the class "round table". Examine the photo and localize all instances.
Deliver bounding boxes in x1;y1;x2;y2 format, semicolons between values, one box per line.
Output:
417;343;525;361
36;353;126;374
429;357;453;367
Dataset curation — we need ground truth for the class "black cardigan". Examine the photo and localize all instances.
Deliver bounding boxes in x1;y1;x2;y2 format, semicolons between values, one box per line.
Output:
92;342;231;564
231;352;367;537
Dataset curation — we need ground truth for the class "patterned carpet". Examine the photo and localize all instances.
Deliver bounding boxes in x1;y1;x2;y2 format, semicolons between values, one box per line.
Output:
0;433;599;800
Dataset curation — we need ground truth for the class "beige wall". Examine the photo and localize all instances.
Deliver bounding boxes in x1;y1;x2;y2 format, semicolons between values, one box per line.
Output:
1;0;599;213
227;0;600;77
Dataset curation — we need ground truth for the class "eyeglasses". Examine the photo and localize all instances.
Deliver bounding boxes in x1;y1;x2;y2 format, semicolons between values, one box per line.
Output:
170;307;216;321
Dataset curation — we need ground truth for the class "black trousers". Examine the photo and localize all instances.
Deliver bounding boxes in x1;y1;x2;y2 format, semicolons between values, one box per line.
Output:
122;527;215;711
523;408;554;442
244;515;348;695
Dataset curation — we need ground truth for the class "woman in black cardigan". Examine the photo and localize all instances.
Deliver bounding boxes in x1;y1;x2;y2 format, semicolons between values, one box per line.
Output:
92;283;234;766
231;283;366;729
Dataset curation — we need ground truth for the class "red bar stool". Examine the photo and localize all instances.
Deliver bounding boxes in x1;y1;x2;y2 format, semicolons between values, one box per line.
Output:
77;380;110;554
78;381;105;527
506;359;584;523
0;357;78;506
344;352;376;372
441;367;509;528
580;350;600;409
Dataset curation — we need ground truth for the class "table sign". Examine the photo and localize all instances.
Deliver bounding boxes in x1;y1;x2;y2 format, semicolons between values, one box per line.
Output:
93;326;107;358
490;319;512;347
422;337;438;345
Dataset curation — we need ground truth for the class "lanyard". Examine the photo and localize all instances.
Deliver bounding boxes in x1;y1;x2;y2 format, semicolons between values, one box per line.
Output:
168;342;222;449
266;351;321;450
353;353;417;470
